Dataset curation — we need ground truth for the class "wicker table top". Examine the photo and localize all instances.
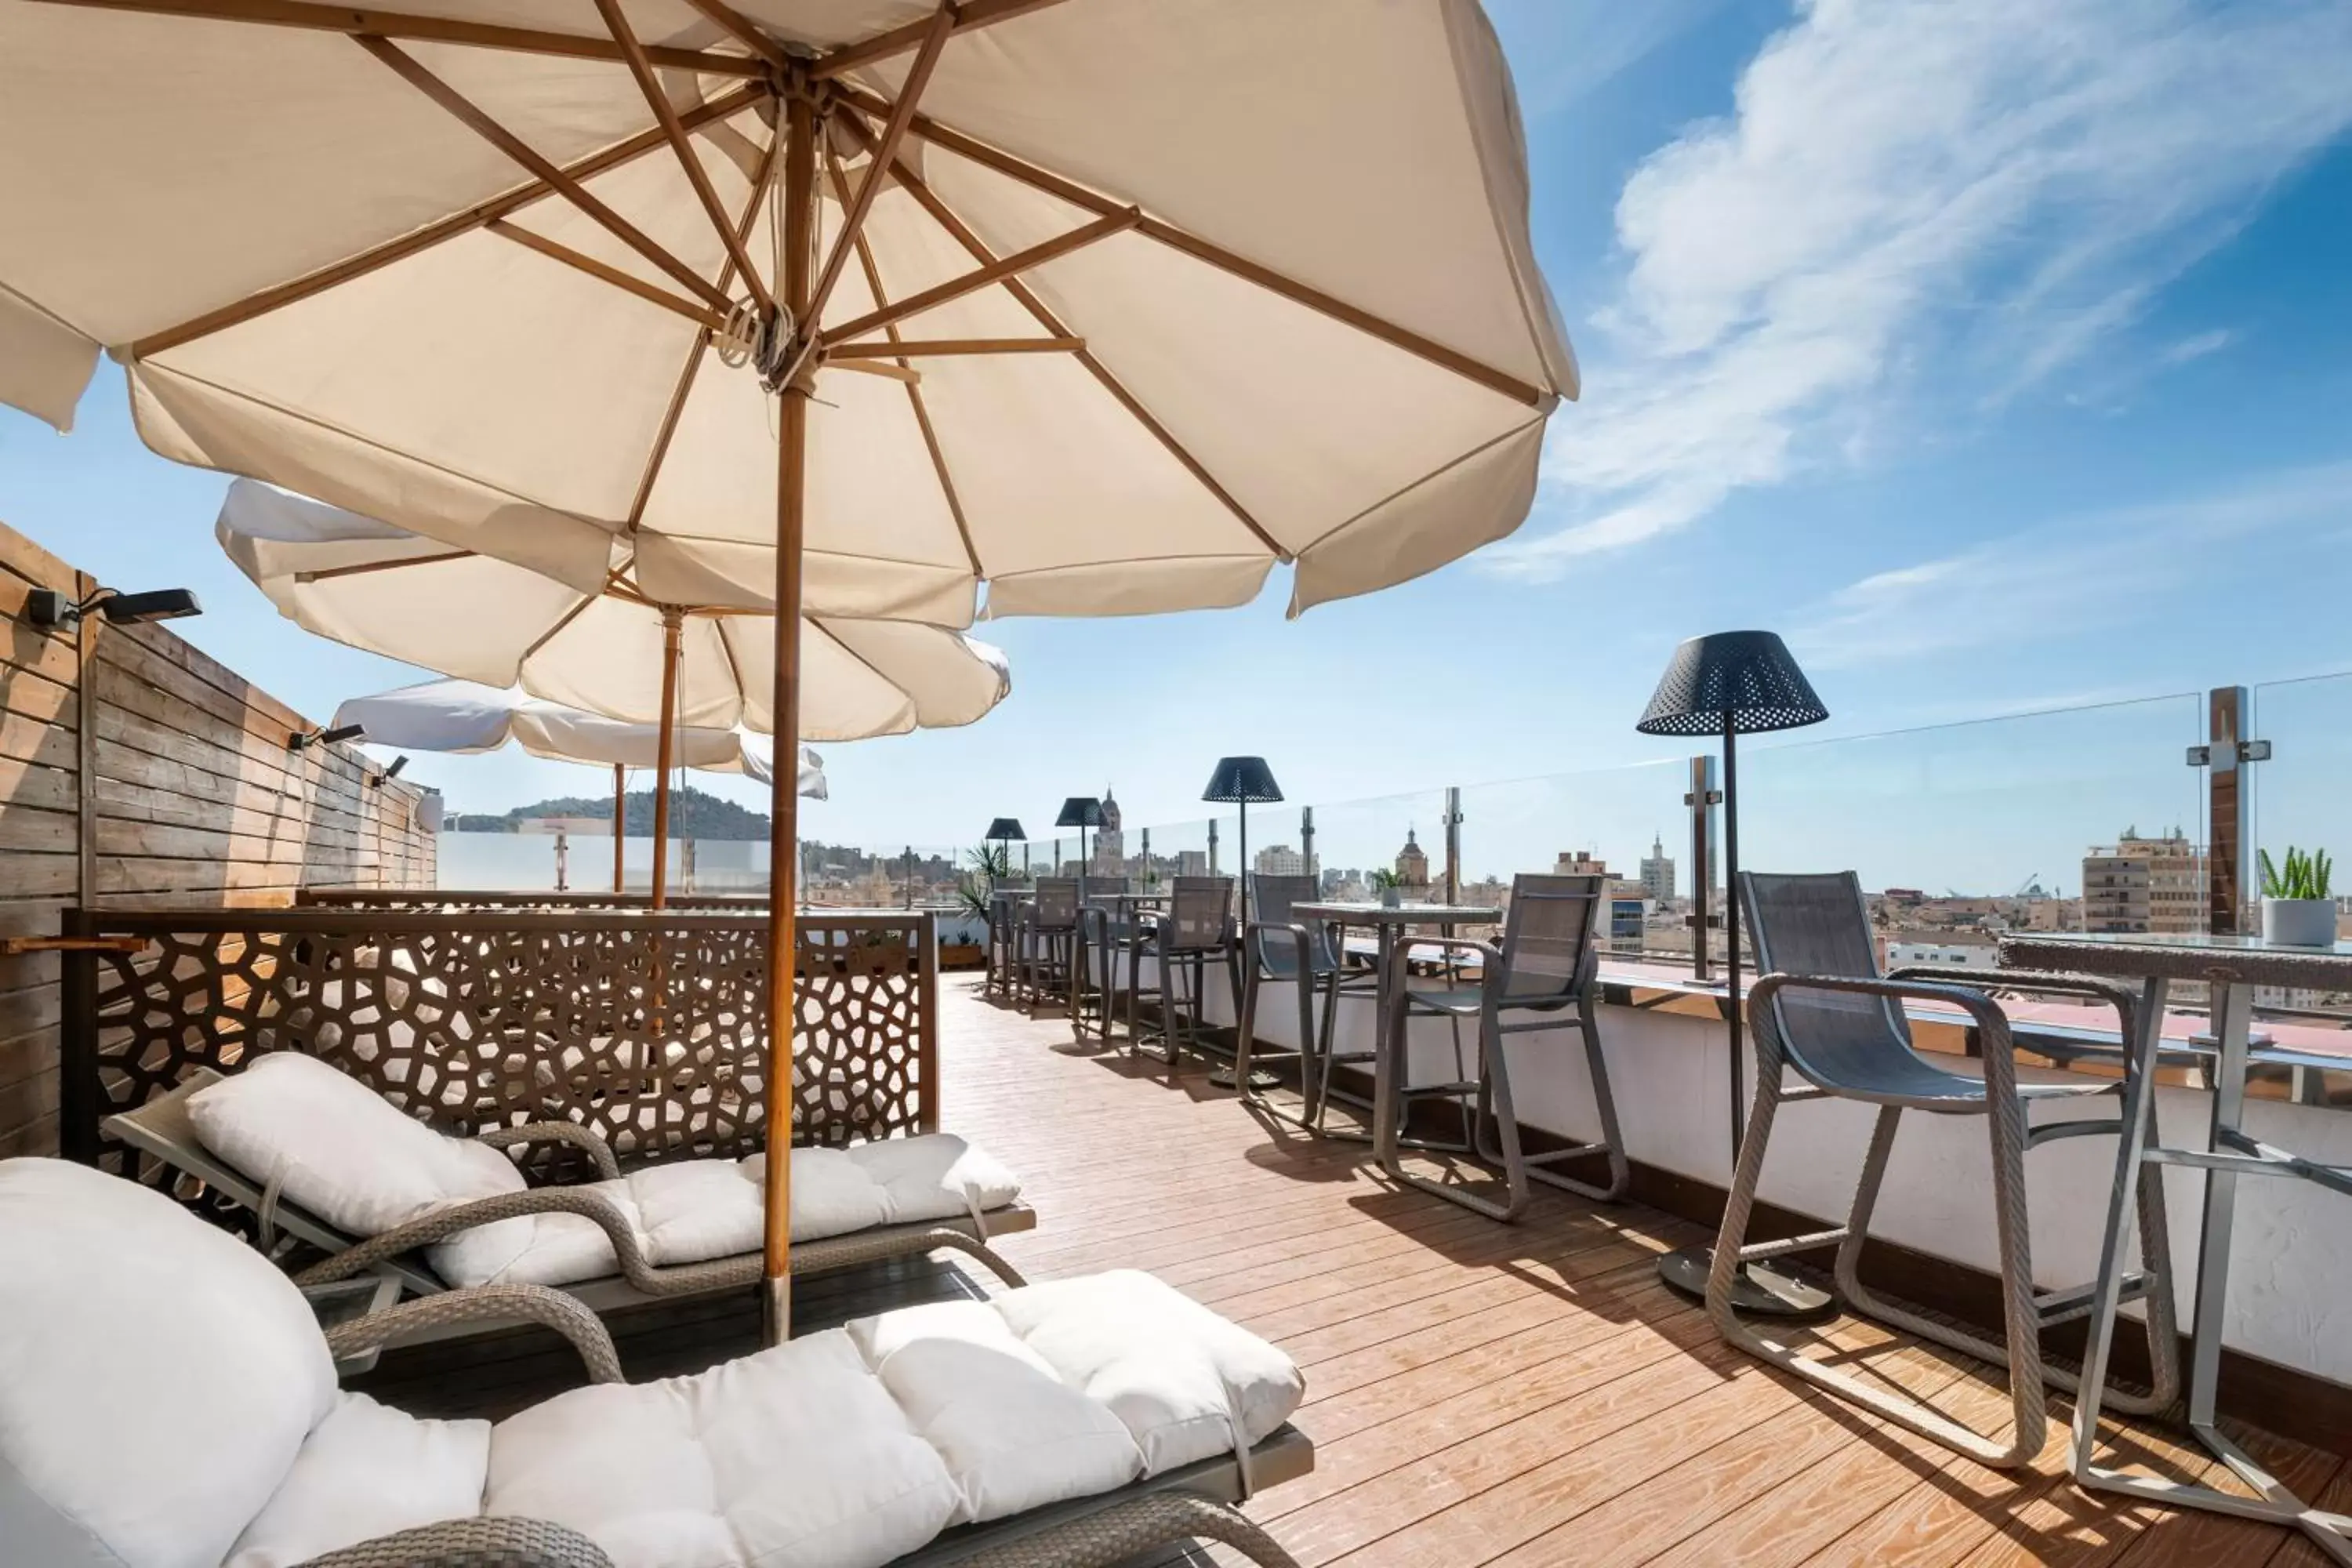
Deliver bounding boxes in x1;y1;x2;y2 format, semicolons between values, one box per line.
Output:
1998;931;2352;990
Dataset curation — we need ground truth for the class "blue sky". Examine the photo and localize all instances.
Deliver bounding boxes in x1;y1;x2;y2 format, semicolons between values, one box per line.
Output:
5;0;2351;888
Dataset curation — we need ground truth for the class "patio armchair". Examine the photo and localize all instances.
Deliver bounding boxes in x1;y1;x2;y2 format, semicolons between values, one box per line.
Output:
983;883;1029;1003
1710;870;2180;1468
1379;873;1629;1219
1075;877;1138;1043
1232;874;1379;1131
2;1156;1314;1568
103;1051;1036;1327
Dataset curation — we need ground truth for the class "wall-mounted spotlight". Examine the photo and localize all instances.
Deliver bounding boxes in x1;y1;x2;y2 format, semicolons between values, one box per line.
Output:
367;754;412;788
289;722;367;752
27;586;202;630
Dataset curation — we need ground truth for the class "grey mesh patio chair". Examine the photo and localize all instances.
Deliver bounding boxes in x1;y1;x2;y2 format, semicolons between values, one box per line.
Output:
1711;869;2181;1468
1075;877;1137;1042
1379;873;1628;1219
1134;876;1235;1071
1019;877;1083;1017
985;883;1029;1002
1233;873;1379;1131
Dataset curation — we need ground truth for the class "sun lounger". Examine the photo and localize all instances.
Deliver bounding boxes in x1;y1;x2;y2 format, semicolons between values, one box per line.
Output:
0;1157;1312;1568
104;1054;1036;1319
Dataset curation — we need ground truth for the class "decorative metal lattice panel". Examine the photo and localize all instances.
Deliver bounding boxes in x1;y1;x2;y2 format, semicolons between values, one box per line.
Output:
63;909;937;1185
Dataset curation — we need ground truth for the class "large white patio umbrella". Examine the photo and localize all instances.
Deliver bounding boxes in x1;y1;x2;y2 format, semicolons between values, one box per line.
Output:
334;677;825;894
1;0;1577;1331
222;478;1007;901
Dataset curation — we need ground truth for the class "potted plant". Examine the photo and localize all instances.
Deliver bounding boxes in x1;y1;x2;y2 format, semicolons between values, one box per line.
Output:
945;843;1010;968
2259;846;2337;948
1369;868;1405;909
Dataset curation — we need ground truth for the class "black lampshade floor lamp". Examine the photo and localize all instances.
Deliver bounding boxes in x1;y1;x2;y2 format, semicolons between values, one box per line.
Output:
1202;757;1283;1090
1637;631;1834;1317
1055;797;1101;881
985;818;1025;884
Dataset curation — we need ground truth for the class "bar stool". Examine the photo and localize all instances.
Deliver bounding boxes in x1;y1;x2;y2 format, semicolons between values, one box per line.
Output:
1381;873;1628;1218
1018;877;1082;1017
1134;876;1232;1069
1712;870;2180;1468
985;884;1029;1002
1233;873;1378;1129
1075;878;1135;1041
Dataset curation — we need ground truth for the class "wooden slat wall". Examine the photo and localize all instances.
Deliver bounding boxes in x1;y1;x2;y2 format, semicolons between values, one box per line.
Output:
0;517;435;1156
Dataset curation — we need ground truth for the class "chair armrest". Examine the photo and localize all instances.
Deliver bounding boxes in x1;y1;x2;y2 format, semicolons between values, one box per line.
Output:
1243;920;1313;972
292;1188;648;1289
296;1515;616;1568
321;1282;623;1385
477;1121;622;1180
1382;935;1504;989
1751;971;2023;1094
1885;965;2140;1040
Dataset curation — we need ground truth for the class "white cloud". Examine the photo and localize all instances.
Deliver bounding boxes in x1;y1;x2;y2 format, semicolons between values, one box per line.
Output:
1485;0;2352;580
1791;460;2352;668
2159;328;2237;365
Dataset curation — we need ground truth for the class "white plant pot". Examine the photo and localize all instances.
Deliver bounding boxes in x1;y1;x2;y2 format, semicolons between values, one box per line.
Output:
1380;887;1402;909
2262;896;2338;949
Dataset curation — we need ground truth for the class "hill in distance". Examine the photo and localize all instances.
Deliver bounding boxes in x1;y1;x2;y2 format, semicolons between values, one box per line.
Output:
455;785;771;840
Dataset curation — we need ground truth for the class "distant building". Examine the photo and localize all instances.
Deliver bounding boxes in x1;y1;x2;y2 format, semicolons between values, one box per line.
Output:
1094;786;1123;873
1175;849;1209;878
1395;829;1429;891
1886;940;1998;970
2083;827;2204;934
1254;843;1306;877
1639;835;1675;902
1553;851;1609;877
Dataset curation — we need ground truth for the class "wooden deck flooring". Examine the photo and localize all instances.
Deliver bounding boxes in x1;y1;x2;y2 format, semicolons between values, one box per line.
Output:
364;975;2349;1566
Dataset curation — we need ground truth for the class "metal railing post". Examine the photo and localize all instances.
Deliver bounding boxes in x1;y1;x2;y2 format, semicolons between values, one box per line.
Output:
1687;754;1721;982
1443;786;1462;906
903;844;914;909
2198;686;2264;936
1301;806;1316;882
1208;818;1219;877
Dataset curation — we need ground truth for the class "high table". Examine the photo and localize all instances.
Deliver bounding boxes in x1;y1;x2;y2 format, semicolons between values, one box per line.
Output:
1292;902;1502;1172
1998;931;2352;1566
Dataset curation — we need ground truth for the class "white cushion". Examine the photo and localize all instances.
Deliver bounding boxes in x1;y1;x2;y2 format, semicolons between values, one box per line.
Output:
227;1393;489;1568
486;1272;1302;1568
488;1331;960;1568
434;1138;1024;1290
187;1051;524;1236
0;1158;339;1568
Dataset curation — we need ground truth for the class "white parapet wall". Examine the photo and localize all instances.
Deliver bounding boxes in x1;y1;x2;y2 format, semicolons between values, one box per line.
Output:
1145;956;2352;1387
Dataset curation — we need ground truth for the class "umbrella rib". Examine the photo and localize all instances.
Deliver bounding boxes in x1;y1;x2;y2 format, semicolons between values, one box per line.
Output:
826;145;983;579
813;0;1073;82
131;82;764;358
516;590;601;663
836;107;1284;558
488;221;728;329
628;125;783;534
834;84;1549;408
804;3;954;335
295;549;474;584
355;36;735;316
822;209;1137;343
712;616;750;712
673;0;793;79
24;0;765;75
592;0;772;314
828;337;1083;357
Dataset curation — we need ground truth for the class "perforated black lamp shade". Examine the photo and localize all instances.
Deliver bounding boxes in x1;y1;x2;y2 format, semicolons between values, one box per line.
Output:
1201;757;1283;804
985;818;1025;842
1054;797;1102;829
1635;631;1828;736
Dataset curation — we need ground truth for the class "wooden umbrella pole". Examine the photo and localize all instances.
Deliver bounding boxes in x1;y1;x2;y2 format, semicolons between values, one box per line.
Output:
761;85;817;1345
612;763;626;893
651;605;682;909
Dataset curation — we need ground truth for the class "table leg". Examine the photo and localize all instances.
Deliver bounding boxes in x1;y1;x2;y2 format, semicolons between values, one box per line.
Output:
2187;980;2251;1433
1373;926;1399;1173
2070;976;2169;1483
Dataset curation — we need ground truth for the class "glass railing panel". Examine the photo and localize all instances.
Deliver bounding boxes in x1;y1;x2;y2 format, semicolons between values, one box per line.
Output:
2249;673;2352;977
1736;693;2208;971
1300;786;1450;903
1454;758;1693;965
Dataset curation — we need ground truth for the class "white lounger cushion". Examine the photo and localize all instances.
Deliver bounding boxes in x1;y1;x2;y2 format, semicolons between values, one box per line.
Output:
184;1052;1022;1290
0;1160;339;1568
226;1394;489;1568
486;1269;1304;1568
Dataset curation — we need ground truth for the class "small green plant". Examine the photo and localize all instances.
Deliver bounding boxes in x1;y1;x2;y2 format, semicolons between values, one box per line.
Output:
2259;846;2333;901
1368;868;1404;891
956;842;1011;921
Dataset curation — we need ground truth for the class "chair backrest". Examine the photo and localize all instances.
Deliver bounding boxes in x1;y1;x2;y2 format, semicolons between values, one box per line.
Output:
1164;877;1234;952
1083;876;1134;906
1740;871;1916;1081
1494;873;1602;1002
1248;873;1332;975
1031;877;1080;928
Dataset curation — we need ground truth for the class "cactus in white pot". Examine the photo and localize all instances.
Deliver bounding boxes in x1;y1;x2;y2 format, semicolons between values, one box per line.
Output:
2259;846;2337;947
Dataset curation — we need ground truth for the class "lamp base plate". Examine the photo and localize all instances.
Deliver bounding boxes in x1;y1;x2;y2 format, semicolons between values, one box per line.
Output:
1657;1245;1835;1317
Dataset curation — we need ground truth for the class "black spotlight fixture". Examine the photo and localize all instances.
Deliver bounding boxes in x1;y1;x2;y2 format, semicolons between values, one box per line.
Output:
1201;757;1282;921
289;722;368;752
27;586;202;630
384;755;410;780
1054;797;1102;877
1637;630;1829;1317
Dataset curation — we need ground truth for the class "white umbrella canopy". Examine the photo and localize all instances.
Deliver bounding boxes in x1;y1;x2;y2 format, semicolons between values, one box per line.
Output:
1;0;1575;1329
331;678;829;797
221;480;1011;741
1;0;1574;623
